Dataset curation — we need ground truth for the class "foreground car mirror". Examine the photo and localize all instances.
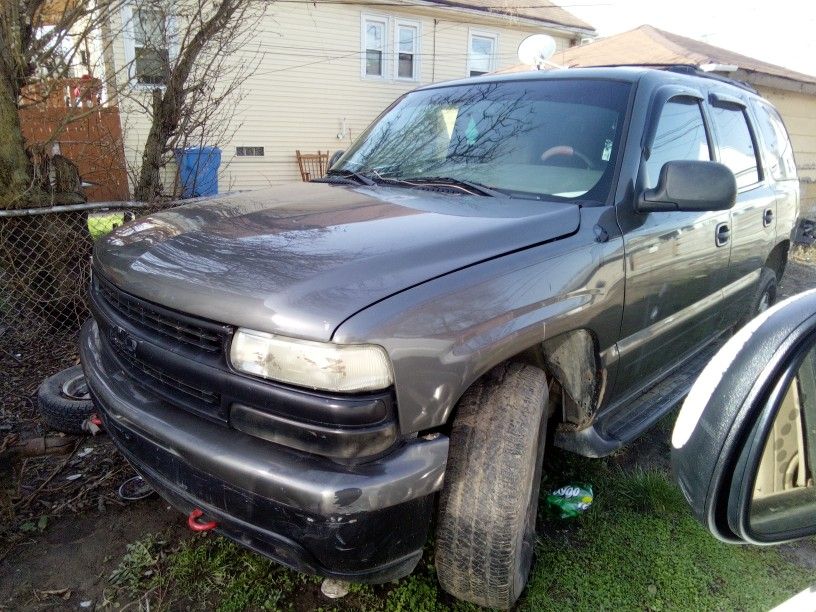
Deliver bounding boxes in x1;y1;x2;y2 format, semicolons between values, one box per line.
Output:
637;160;736;213
672;289;816;544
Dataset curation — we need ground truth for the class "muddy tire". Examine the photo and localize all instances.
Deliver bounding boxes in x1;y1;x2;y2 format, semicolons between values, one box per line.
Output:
37;365;95;435
435;361;548;609
741;267;778;328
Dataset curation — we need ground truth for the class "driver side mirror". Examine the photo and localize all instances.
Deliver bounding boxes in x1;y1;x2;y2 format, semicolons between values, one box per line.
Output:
673;289;816;544
637;160;737;213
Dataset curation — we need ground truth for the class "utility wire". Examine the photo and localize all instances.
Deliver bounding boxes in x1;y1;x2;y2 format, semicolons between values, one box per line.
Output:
253;19;469;75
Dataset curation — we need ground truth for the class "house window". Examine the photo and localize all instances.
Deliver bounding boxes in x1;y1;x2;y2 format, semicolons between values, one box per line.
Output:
132;7;169;85
363;17;387;78
395;21;419;80
468;32;497;77
236;146;264;157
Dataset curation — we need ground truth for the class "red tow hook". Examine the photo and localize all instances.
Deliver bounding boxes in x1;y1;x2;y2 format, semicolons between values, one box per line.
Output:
187;508;218;532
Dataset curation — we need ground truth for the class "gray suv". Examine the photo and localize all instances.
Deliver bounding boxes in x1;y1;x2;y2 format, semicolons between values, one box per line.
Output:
80;66;799;608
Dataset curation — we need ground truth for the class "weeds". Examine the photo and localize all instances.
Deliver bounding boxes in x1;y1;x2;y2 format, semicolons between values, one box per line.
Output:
104;462;814;611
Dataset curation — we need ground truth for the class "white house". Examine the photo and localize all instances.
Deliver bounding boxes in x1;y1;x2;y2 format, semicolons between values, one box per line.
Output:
106;0;594;193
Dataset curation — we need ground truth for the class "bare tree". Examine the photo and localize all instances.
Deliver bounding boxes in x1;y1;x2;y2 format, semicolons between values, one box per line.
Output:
121;0;266;202
0;0;126;208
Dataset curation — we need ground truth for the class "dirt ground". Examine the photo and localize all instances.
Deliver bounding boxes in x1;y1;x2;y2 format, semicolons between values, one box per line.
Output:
1;256;814;611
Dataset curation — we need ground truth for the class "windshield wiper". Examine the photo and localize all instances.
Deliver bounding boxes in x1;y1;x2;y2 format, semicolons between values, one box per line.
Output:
325;169;376;186
397;176;505;197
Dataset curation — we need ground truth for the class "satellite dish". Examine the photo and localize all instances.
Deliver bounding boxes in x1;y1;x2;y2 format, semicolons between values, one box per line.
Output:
517;34;557;68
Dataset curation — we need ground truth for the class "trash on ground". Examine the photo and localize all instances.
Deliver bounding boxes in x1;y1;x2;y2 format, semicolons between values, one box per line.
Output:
65;473;83;481
545;483;594;519
320;578;350;599
82;417;102;436
118;475;155;501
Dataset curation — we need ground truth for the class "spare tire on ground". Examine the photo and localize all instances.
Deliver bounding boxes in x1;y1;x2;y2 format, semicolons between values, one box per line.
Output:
37;365;96;435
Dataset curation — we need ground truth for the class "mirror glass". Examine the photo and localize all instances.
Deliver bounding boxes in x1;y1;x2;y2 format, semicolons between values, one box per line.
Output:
750;340;816;537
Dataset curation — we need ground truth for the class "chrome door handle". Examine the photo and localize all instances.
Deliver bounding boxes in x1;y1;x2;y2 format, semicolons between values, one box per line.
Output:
763;208;774;227
716;222;730;247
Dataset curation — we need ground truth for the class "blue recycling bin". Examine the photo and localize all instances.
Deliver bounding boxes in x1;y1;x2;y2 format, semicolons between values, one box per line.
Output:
175;146;221;198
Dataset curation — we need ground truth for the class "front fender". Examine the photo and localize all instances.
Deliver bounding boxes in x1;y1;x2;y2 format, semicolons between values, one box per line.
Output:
333;207;625;434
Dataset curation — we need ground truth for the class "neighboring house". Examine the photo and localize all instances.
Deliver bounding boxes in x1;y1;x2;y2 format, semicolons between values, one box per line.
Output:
106;0;594;192
501;25;816;214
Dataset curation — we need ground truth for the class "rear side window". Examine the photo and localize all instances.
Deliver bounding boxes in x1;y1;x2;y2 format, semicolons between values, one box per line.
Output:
753;101;797;181
710;105;761;189
643;99;710;189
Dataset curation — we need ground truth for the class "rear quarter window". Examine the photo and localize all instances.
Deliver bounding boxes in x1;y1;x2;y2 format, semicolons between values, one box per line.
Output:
753;101;797;181
709;104;761;189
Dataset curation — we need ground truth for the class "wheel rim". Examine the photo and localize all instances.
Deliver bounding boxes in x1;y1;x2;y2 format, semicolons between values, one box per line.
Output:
61;373;91;401
758;289;774;314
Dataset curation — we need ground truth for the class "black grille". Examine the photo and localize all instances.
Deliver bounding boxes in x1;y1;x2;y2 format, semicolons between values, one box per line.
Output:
114;345;221;408
94;274;228;353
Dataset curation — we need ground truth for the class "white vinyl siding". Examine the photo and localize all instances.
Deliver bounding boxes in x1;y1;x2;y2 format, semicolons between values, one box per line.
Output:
468;30;497;76
109;3;577;192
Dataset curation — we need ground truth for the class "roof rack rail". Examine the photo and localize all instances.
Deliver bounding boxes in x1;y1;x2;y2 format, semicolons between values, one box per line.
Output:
662;65;758;94
574;63;758;94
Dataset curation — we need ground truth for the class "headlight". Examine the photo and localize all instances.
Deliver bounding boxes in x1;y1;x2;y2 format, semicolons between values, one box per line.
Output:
229;328;393;392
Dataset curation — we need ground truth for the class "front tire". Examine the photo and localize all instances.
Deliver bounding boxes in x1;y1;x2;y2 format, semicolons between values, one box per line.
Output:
435;361;548;609
740;267;778;328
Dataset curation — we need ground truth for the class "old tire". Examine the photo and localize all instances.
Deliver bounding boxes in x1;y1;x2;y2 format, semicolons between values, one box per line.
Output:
740;267;778;328
435;361;548;609
37;365;95;435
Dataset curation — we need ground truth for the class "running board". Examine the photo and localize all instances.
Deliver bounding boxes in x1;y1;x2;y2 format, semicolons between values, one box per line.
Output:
554;339;724;458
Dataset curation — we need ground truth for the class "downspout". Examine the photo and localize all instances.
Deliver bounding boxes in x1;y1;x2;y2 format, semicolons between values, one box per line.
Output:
432;19;438;82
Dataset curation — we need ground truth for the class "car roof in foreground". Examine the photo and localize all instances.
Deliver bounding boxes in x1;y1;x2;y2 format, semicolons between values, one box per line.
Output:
417;65;757;98
415;66;649;92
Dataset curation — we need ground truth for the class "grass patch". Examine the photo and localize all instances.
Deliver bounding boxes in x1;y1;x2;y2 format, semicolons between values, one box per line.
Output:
106;455;814;611
526;464;812;611
108;533;313;610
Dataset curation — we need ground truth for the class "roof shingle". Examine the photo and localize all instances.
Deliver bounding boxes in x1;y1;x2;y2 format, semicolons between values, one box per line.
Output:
426;0;594;32
500;24;816;86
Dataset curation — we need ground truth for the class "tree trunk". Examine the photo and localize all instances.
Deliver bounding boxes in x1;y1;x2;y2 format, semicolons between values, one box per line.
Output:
134;88;166;201
0;72;32;208
132;0;242;202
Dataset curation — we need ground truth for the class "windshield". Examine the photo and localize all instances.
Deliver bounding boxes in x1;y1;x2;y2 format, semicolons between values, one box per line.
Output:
333;78;631;201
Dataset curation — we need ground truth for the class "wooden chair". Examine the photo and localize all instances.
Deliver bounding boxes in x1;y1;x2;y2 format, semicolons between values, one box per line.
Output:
296;150;329;181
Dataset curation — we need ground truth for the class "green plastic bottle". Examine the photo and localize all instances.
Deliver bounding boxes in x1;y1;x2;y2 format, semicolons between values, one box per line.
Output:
545;483;594;519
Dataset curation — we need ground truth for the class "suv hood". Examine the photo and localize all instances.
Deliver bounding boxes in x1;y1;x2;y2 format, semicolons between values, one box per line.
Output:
94;183;580;341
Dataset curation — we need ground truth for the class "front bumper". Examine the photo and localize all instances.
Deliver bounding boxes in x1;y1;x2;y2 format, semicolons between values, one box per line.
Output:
80;320;448;582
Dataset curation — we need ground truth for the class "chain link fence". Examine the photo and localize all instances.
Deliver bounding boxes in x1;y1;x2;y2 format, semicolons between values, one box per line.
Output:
0;202;177;367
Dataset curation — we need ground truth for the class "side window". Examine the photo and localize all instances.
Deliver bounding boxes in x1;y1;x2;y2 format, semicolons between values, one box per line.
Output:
710;105;761;189
753;101;797;181
643;99;710;189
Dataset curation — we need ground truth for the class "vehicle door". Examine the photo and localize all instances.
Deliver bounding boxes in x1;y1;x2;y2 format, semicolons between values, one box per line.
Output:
613;90;731;401
752;99;800;251
706;92;778;328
